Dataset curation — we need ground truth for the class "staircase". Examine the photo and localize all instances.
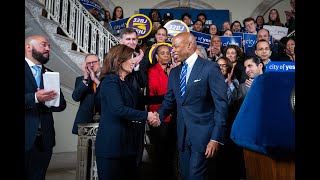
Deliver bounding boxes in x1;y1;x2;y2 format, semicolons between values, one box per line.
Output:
25;0;118;91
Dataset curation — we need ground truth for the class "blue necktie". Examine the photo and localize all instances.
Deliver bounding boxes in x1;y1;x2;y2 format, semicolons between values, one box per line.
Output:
32;65;41;88
180;62;188;97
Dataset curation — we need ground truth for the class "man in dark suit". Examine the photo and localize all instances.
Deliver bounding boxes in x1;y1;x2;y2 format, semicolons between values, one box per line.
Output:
155;32;228;180
72;53;101;135
25;34;67;180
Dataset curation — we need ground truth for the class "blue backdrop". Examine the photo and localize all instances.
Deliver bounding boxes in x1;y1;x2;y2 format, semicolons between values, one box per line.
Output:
139;9;229;30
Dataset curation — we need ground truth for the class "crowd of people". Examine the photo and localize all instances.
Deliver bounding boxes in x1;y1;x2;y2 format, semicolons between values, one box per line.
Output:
25;0;295;179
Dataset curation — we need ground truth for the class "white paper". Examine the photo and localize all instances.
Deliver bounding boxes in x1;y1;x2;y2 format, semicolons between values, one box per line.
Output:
263;25;288;41
43;72;60;107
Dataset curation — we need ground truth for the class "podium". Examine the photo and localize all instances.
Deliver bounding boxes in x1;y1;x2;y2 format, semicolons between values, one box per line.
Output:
230;71;295;180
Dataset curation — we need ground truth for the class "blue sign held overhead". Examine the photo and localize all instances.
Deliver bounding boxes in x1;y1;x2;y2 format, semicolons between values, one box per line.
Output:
220;36;242;49
190;31;211;48
109;18;129;31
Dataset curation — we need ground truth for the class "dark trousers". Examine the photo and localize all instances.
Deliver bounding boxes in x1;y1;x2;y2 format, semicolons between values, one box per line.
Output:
179;133;209;180
96;156;139;180
25;135;52;180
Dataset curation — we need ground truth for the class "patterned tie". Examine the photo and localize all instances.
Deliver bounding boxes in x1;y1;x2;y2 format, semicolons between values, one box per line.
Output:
180;62;188;97
32;65;41;88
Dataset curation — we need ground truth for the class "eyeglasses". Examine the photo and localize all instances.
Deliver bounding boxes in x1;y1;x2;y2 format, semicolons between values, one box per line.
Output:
257;47;270;51
218;64;227;68
86;61;98;65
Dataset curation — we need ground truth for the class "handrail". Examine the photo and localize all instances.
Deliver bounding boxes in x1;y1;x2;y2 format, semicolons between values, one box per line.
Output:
40;0;119;64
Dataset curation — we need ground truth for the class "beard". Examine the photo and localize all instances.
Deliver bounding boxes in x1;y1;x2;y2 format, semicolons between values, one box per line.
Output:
32;48;50;64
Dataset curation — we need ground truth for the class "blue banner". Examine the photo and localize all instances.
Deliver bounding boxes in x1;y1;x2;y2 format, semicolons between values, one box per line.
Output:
109;17;129;31
80;0;103;13
139;9;229;29
243;33;256;53
265;61;295;72
220;36;242;49
190;31;211;48
233;32;243;38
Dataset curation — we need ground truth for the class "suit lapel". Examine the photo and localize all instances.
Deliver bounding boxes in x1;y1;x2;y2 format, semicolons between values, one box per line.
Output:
182;57;203;103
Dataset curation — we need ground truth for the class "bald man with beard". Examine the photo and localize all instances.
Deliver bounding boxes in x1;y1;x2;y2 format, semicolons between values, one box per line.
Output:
155;32;228;180
25;34;66;180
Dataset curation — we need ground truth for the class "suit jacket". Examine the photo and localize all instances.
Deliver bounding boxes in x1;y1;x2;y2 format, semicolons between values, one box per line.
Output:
71;76;101;134
25;61;66;151
158;56;228;152
95;73;148;158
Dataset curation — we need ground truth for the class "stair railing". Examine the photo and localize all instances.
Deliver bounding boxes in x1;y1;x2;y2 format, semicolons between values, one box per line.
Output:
39;0;119;63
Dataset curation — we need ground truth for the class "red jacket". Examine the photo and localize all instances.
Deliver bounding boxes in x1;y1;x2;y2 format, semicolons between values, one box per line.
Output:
148;63;171;122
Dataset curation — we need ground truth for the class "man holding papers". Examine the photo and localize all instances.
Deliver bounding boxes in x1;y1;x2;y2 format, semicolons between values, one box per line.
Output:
25;34;66;180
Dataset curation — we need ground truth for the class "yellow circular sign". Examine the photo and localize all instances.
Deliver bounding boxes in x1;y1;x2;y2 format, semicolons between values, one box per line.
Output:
148;42;174;64
126;14;152;39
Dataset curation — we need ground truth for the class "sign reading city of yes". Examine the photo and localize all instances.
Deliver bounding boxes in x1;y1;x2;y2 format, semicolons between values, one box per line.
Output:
265;61;295;72
109;17;129;31
219;36;242;49
164;20;189;40
190;31;211;48
126;14;152;39
148;43;175;64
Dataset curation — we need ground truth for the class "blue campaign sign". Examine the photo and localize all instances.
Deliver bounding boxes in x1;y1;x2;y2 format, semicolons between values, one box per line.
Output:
109;17;129;31
233;32;243;38
80;0;103;13
190;31;211;48
126;14;152;39
243;33;256;53
139;9;229;29
164;20;189;38
265;61;295;72
220;36;242;49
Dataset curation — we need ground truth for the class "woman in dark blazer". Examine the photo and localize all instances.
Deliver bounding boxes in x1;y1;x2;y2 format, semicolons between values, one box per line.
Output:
95;44;156;180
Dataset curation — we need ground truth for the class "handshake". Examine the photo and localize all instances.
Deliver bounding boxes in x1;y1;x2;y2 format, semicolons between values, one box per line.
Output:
147;111;160;127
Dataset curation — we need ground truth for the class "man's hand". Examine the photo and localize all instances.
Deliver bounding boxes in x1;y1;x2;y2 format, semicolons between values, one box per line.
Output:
147;111;160;127
133;49;144;66
36;89;58;102
205;141;220;158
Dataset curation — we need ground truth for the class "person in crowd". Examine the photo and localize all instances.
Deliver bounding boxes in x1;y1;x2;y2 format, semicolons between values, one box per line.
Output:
215;56;246;180
208;23;220;36
111;6;123;21
222;21;231;31
279;36;295;61
243;17;258;34
102;9;113;31
153;32;228;180
181;13;193;28
197;12;209;33
25;34;67;180
223;44;248;83
222;29;233;36
217;56;239;105
148;44;179;180
255;39;273;65
265;9;285;27
71;54;101;135
88;8;103;21
196;45;208;59
255;15;265;30
148;9;162;39
208;35;223;61
118;28;147;168
111;6;124;36
285;0;295;34
162;12;174;26
95;44;158;180
231;20;244;32
237;55;265;100
245;28;279;59
192;19;205;33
